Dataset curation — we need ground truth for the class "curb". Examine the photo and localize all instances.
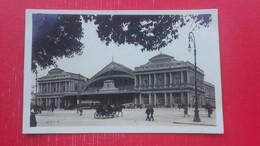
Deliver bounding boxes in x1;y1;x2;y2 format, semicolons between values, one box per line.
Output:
173;121;216;126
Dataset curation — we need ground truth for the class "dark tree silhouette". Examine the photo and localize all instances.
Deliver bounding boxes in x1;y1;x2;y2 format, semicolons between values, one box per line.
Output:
32;14;84;72
32;13;211;71
82;14;211;51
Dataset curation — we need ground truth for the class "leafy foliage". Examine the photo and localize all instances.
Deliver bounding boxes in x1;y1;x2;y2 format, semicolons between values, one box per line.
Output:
32;14;83;72
83;14;211;52
32;13;211;71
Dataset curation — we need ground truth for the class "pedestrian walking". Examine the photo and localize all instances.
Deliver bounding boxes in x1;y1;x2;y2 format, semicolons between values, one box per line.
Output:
208;105;213;117
150;106;154;121
205;103;209;112
184;106;189;118
79;106;83;116
30;109;37;127
145;106;150;121
51;101;55;112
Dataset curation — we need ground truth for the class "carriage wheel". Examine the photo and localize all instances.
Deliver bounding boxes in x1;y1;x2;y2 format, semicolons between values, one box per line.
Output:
94;112;100;119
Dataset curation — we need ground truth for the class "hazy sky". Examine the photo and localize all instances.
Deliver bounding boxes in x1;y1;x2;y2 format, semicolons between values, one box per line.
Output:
32;12;221;98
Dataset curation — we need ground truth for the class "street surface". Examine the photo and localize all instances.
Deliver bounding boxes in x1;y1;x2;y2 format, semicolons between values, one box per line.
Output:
36;108;216;127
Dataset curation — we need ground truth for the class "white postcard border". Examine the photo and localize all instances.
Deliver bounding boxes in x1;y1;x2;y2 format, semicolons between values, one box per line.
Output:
23;9;223;134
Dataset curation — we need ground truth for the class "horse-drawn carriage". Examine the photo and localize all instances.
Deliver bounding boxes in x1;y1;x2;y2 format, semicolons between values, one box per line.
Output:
94;105;124;119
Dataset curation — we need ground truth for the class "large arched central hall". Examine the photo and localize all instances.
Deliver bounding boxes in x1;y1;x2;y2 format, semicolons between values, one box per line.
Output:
80;61;139;106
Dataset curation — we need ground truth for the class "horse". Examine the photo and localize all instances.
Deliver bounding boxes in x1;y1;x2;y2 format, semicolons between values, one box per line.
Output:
114;105;125;117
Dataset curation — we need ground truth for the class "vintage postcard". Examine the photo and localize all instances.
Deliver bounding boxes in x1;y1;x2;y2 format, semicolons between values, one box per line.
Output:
23;9;223;133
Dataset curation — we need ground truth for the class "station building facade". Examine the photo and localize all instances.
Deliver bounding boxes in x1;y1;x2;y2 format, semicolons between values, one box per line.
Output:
134;54;205;107
35;53;215;108
37;68;87;108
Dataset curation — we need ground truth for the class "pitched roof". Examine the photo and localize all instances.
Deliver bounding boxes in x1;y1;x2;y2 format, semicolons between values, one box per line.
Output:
39;67;87;81
90;61;134;80
149;53;175;63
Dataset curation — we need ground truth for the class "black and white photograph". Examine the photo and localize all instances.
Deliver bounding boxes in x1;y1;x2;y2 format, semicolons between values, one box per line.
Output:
23;9;223;133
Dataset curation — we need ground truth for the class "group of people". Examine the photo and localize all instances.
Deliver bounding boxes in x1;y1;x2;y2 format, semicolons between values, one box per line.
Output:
205;104;214;117
182;104;214;118
145;106;154;121
144;104;214;121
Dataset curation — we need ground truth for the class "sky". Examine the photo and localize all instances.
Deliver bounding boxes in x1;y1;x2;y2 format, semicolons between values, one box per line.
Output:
31;12;222;99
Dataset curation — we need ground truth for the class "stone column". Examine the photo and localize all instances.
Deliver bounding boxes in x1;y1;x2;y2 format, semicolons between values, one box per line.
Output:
139;94;142;105
164;73;167;87
55;83;57;94
38;84;41;94
67;82;69;92
154;74;157;87
40;84;42;94
187;71;190;84
134;96;138;105
170;72;173;87
181;92;184;105
67;81;69;92
70;82;73;92
134;76;137;87
50;83;52;94
55;98;57;106
70;81;72;92
181;71;183;84
49;98;51;106
71;81;73;92
149;93;152;105
164;93;167;106
58;82;60;93
154;93;157;106
139;75;142;87
65;81;68;92
148;74;151;88
57;98;59;107
170;93;173;107
46;83;49;94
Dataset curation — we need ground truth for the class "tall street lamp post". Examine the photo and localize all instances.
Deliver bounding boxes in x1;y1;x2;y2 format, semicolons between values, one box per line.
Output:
77;73;82;114
77;74;80;113
35;70;38;106
188;31;201;122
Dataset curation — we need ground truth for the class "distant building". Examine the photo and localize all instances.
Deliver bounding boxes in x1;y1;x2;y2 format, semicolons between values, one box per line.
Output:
134;53;205;107
203;81;215;107
31;85;36;105
37;68;87;109
35;54;215;108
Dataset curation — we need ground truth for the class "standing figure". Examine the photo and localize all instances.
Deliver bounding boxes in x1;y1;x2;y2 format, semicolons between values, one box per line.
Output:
51;101;55;112
184;106;189;118
79;107;83;116
205;103;209;112
150;106;154;121
145;106;150;121
208;105;213;117
30;109;37;127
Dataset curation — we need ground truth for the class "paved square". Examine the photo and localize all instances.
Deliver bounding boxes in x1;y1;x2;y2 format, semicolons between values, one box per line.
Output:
36;108;216;127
